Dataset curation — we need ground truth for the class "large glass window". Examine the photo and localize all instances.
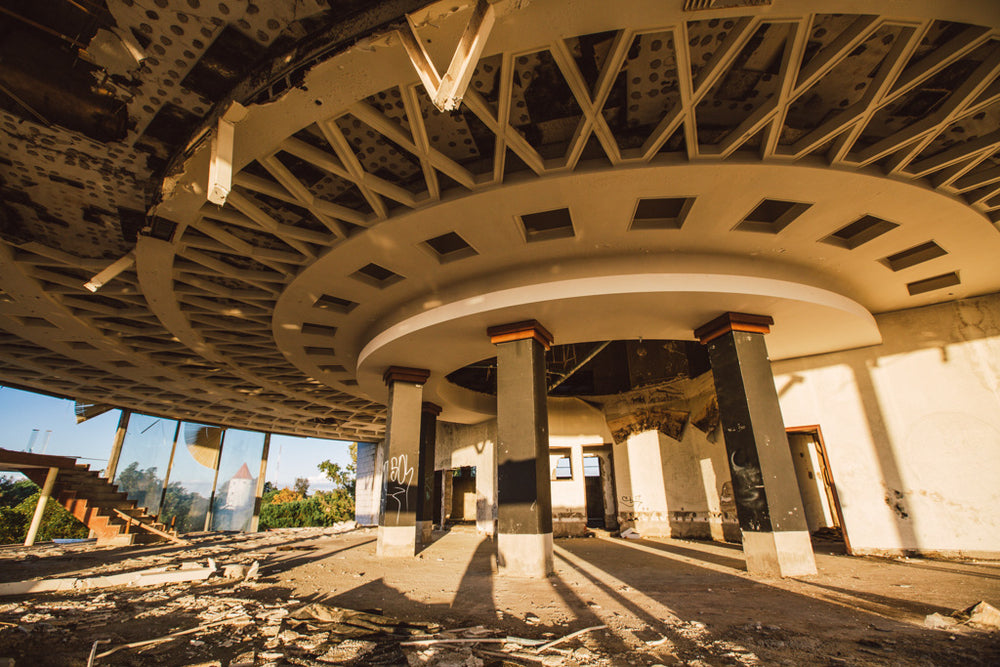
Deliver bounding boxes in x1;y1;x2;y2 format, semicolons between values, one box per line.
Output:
113;414;177;516
159;423;223;533
211;429;265;531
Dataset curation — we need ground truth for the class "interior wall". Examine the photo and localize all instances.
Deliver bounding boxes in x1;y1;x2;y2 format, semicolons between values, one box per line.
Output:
436;420;497;535
612;426;731;538
787;433;836;533
774;292;1000;558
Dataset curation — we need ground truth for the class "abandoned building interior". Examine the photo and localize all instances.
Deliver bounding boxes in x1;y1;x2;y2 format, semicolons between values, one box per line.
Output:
2;0;1000;663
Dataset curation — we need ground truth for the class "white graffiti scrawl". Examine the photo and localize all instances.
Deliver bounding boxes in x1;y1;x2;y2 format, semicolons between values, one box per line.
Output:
385;454;415;521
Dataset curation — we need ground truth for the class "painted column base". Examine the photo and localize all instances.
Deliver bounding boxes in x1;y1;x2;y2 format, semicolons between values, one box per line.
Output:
416;520;433;545
497;532;553;577
377;525;418;558
742;530;817;577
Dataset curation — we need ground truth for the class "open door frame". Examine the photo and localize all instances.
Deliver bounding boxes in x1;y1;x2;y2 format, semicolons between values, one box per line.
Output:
786;425;853;555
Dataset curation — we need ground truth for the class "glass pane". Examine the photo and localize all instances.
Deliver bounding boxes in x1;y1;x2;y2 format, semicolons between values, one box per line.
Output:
211;429;265;532
113;414;177;516
160;423;223;533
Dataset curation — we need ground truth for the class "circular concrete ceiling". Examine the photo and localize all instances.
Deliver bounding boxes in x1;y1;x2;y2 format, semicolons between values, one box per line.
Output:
4;0;1000;438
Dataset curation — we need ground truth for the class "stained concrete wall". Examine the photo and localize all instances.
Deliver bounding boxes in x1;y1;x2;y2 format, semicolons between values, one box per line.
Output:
436;420;497;535
612;425;735;539
774;293;1000;559
435;397;615;537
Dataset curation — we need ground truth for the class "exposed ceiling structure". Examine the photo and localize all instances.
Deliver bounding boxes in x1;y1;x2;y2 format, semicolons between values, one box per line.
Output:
2;0;1000;439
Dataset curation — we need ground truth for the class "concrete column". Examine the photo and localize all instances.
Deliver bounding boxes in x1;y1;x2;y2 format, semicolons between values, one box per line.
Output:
488;320;554;577
417;402;441;546
105;409;131;481
24;467;58;546
377;366;429;557
696;312;817;577
249;433;271;532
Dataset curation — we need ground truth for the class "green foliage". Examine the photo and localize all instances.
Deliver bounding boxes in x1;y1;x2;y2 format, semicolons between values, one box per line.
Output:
293;476;310;497
258;489;355;529
259;444;358;529
114;462;208;533
318;443;357;496
0;476;88;544
0;477;40;508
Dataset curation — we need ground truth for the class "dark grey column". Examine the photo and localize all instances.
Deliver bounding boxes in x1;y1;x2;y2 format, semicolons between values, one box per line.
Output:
696;312;816;577
377;366;429;557
417;402;441;545
488;320;554;577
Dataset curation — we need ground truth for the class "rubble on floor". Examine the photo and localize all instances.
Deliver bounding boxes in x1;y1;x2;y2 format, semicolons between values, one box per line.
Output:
0;525;997;666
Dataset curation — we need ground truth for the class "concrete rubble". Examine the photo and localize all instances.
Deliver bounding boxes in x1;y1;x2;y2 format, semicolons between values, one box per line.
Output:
0;525;627;666
0;526;998;666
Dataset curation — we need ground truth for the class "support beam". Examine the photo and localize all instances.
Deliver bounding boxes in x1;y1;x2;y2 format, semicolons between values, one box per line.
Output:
397;0;496;111
156;422;182;522
207;102;247;205
417;402;441;545
203;429;227;532
250;433;271;532
377;366;430;557
24;467;58;546
489;320;554;577
696;312;817;578
83;251;135;293
104;409;131;481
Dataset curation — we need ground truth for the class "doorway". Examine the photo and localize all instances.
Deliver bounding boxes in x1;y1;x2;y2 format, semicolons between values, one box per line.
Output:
786;426;851;553
446;466;476;525
583;454;605;528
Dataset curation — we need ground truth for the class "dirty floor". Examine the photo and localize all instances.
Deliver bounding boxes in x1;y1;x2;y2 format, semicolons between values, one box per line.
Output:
0;525;998;666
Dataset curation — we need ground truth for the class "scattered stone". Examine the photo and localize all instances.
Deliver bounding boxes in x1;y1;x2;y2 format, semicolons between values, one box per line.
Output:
223;564;246;579
924;613;958;630
963;601;1000;629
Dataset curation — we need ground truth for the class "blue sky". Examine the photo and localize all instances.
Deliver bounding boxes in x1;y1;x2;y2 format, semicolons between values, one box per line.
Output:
0;386;356;493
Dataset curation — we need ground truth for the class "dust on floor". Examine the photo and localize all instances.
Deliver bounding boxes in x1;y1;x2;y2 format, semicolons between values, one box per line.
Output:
0;525;998;666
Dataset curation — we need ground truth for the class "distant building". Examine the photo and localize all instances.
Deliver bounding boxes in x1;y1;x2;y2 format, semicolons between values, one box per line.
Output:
224;463;255;511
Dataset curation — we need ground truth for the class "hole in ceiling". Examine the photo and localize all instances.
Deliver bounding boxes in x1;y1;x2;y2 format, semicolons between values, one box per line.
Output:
907;271;960;295
735;198;811;233
300;323;338;337
423;231;478;263
630;197;695;230
313;294;358;313
351;263;403;288
519;208;575;242
823;214;899;249
883;241;947;271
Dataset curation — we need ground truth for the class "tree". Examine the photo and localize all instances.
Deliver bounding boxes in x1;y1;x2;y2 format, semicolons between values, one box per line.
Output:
293;477;310;497
318;443;357;495
0;475;88;544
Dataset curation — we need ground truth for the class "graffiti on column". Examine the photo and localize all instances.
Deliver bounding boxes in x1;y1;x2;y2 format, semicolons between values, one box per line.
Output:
386;454;414;521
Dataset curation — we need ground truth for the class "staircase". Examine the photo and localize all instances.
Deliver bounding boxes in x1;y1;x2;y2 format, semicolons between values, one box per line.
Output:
0;448;175;546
